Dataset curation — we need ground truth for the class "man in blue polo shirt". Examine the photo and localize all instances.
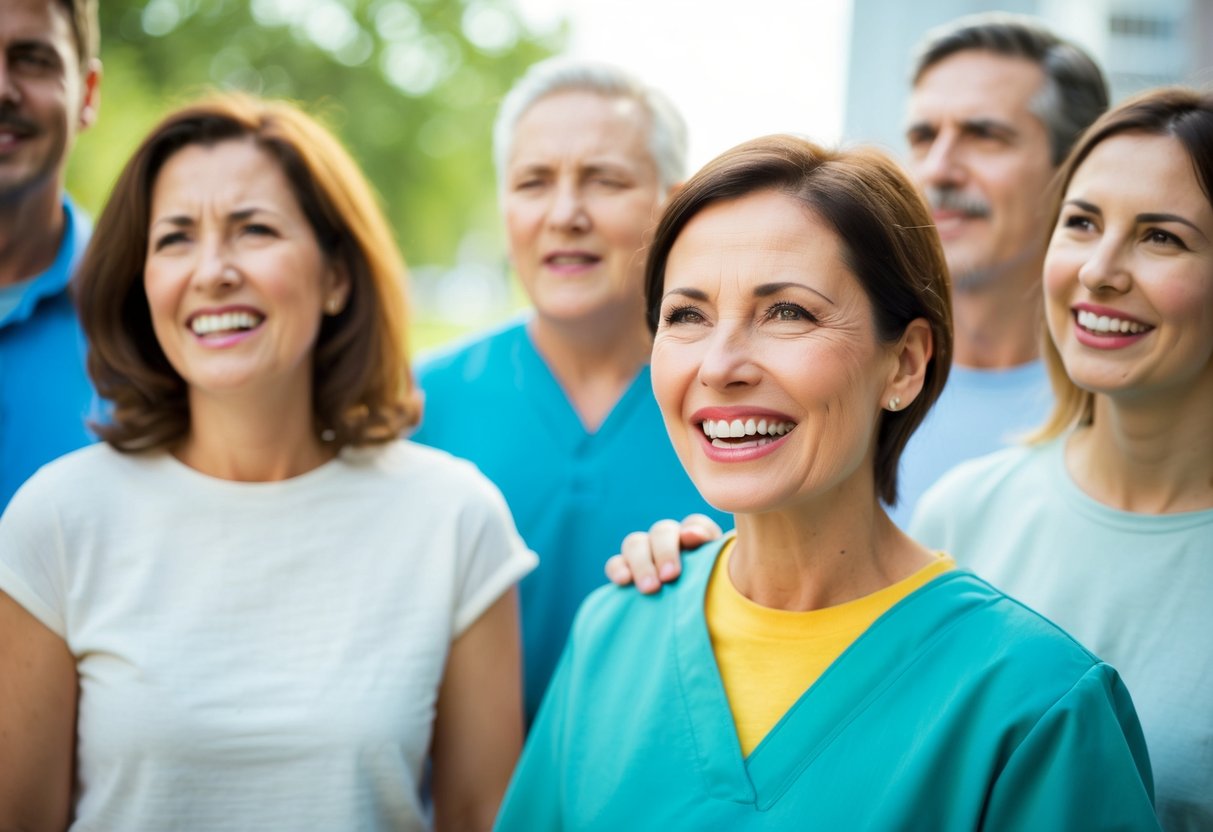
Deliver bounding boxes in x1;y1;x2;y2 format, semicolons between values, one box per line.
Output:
0;0;101;510
412;58;729;721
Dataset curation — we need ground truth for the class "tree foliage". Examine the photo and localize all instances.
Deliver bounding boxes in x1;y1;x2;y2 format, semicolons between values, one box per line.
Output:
67;0;562;271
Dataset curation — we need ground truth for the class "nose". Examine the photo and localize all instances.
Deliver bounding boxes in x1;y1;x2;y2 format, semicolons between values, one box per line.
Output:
1076;237;1132;295
0;61;19;106
192;240;242;295
697;321;761;391
916;130;965;189
546;180;590;233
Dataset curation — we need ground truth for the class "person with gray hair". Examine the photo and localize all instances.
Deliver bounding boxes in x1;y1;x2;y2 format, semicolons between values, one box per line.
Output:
888;12;1109;526
411;57;728;722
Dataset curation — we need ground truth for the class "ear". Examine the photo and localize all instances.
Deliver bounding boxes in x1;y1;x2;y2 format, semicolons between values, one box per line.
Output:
882;318;933;411
323;261;352;316
78;59;102;131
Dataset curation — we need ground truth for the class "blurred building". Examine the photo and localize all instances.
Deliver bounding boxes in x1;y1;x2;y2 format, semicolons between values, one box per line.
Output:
843;0;1213;152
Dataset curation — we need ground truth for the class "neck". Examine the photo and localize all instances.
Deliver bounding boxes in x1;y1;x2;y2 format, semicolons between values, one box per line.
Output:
175;381;332;482
1065;375;1213;514
528;310;652;431
0;186;66;288
728;475;934;611
950;261;1043;369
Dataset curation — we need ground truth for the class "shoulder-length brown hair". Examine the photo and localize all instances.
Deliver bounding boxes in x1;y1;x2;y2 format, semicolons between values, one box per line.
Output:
75;93;420;452
1032;86;1213;443
644;135;954;508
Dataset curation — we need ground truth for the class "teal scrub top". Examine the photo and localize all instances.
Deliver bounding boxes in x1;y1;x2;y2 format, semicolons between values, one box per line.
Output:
413;319;728;722
497;539;1159;830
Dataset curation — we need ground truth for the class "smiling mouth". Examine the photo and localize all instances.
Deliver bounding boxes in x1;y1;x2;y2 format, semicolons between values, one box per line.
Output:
700;417;796;448
544;253;601;267
1075;309;1152;336
189;311;264;337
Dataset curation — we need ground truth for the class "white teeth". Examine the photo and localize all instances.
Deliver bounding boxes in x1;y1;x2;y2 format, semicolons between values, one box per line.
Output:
1076;309;1148;335
700;418;796;441
190;311;263;336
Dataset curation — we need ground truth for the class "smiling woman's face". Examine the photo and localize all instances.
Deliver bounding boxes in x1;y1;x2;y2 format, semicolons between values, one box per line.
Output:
1044;132;1213;403
651;188;899;515
143;139;346;407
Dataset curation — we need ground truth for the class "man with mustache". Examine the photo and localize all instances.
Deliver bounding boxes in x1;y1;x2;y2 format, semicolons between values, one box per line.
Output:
890;13;1109;526
0;0;101;510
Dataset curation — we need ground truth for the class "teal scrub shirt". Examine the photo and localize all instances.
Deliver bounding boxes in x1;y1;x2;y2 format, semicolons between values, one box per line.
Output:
497;539;1159;830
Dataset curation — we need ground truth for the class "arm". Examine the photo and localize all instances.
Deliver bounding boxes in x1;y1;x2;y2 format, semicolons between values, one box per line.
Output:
0;590;77;831
603;514;725;593
983;664;1159;830
430;589;524;832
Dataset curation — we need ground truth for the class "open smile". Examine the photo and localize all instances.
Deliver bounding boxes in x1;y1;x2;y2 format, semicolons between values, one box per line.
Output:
700;417;796;448
1072;305;1154;350
187;308;266;340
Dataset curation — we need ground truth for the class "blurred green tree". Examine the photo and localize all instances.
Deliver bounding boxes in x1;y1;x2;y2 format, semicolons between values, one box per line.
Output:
67;0;562;278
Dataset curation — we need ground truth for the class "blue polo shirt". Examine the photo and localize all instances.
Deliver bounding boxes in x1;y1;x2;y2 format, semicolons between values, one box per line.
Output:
0;197;95;511
413;318;730;722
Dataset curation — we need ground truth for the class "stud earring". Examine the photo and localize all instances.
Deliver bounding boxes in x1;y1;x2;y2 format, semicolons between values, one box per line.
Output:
888;396;901;411
326;297;342;315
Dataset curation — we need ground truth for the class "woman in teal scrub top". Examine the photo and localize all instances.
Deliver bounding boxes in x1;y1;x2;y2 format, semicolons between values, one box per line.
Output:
495;135;1159;830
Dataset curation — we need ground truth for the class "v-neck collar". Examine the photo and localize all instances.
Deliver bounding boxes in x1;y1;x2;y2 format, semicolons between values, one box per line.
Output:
517;323;652;447
673;538;984;809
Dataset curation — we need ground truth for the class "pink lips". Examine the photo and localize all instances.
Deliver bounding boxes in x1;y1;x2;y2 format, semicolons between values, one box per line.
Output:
691;406;797;464
185;305;265;349
542;250;602;275
1071;302;1154;350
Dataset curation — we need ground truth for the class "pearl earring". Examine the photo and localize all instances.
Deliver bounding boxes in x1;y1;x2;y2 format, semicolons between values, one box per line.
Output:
326;297;342;315
888;396;901;411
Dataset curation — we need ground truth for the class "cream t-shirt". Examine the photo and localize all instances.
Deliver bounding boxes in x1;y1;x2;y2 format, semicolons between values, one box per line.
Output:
0;441;536;830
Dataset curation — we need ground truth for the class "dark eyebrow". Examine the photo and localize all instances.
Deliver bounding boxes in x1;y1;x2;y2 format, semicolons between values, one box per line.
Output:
1063;199;1101;215
1065;200;1207;241
1137;212;1206;239
959;118;1017;140
754;281;835;306
663;287;708;302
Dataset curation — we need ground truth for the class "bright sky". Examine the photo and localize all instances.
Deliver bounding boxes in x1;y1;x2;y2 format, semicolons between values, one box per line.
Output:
514;0;854;171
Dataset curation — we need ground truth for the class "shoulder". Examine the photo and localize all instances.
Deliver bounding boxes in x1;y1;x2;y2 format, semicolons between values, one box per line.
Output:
569;538;723;648
414;317;530;385
343;441;514;516
10;444;138;501
931;572;1102;667
913;443;1054;529
914;572;1108;690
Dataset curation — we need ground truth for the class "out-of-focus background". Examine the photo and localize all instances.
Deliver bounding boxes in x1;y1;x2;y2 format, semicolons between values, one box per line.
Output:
69;0;1213;353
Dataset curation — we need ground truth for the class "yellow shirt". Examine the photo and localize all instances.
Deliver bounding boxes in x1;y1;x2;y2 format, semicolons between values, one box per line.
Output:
705;537;955;755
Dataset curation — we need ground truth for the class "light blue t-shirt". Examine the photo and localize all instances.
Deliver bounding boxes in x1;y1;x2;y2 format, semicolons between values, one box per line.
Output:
0;197;95;511
888;360;1051;528
912;439;1213;831
412;319;729;722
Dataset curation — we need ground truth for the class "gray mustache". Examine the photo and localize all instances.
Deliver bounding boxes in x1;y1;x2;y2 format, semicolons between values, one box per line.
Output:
0;110;38;136
925;187;990;218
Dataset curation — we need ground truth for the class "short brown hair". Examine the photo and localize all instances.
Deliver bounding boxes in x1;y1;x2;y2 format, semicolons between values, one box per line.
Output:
56;0;99;67
644;135;953;507
1032;86;1213;442
75;93;420;452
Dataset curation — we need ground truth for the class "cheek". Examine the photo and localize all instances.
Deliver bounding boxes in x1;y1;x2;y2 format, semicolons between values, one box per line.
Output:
650;338;699;416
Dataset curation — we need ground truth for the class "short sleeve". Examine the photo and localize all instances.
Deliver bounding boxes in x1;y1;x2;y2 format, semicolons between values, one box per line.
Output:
450;470;537;637
0;473;68;637
984;663;1159;830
